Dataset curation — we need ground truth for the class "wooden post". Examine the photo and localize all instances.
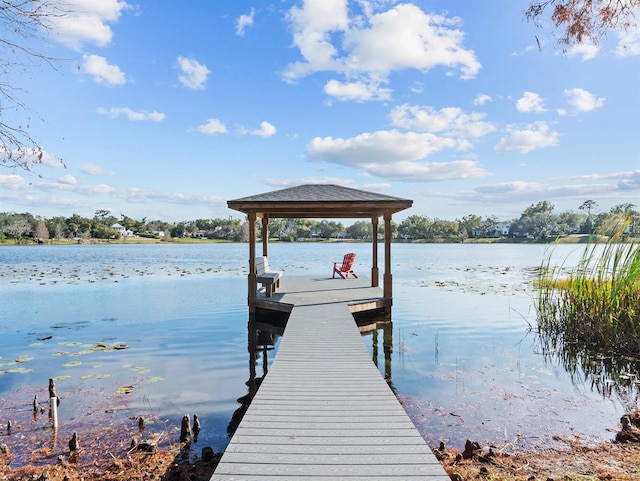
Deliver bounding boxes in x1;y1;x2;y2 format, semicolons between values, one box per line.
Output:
371;217;379;287
180;414;191;443
248;212;257;304
262;215;269;257
383;211;393;302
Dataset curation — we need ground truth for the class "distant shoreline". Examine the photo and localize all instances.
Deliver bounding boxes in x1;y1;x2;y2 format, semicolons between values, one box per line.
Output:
0;234;605;246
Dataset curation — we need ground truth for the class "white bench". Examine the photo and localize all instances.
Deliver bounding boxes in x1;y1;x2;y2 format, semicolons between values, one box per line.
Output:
256;256;282;297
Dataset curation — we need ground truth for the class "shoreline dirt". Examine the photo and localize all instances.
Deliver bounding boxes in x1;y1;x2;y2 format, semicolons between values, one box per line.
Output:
2;435;639;481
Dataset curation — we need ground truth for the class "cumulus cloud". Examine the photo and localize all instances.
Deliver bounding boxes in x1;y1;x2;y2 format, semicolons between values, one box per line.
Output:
48;0;129;50
197;118;227;135
284;1;480;101
474;93;492;106
81;54;126;86
308;130;461;165
80;163;108;175
0;174;29;190
516;91;546;113
563;88;605;112
58;174;77;185
177;56;210;90
97;107;165;121
494;121;561;153
236;8;255;37
363;159;489;182
323;79;391;102
251;121;277;138
306;130;488;182
567;42;600;60
389;104;496;138
616;27;640;56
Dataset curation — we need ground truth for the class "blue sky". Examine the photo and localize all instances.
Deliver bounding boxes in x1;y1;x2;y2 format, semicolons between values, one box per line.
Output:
1;0;638;223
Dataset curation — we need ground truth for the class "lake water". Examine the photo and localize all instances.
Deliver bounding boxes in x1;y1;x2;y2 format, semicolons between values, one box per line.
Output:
0;242;636;466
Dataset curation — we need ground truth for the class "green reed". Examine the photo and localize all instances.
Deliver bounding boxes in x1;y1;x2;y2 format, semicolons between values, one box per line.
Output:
536;219;640;355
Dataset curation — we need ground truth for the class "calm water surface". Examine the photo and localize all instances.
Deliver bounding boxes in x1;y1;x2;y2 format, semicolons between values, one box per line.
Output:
0;243;635;465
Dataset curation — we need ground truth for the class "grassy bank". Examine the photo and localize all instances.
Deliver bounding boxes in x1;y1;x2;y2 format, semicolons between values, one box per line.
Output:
536;226;640;355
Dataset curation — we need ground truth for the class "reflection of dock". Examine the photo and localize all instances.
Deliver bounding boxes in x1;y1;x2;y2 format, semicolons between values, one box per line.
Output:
211;276;448;480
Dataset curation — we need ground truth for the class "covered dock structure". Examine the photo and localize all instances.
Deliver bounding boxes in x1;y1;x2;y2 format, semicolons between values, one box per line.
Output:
226;184;413;308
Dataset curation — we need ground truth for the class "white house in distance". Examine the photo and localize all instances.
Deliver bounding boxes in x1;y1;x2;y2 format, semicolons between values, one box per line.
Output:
111;223;134;237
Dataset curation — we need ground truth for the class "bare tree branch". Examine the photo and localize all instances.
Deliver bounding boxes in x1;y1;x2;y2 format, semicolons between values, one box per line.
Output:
525;0;640;50
0;0;65;171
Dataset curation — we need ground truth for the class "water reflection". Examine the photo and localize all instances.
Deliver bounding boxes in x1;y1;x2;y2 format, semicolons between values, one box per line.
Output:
355;312;393;384
537;331;640;412
227;311;286;436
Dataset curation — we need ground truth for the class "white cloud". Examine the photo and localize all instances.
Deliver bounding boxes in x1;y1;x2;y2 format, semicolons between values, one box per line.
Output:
516;91;546;113
567;42;600;60
284;1;480;101
616;27;640;56
494;121;561;154
197;118;227;135
360;183;392;191
251;121;277;138
177;56;210;90
308;130;461;165
363;159;488;182
474;93;491;106
306;130;487;182
81;54;126;86
236;8;255;37
390;104;496;138
324;79;391;102
80;163;108;175
58;174;77;185
265;177;355;187
48;0;129;50
0;174;29;190
342;5;480;78
563;88;605;112
97;107;165;121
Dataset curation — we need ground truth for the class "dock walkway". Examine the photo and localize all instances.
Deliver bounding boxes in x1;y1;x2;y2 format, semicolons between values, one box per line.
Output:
211;276;449;480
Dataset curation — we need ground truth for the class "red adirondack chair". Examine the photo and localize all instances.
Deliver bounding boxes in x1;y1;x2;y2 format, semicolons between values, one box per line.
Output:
333;253;358;279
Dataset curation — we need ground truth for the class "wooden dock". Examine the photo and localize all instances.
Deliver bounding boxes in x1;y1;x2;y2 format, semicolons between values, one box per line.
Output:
211;276;449;480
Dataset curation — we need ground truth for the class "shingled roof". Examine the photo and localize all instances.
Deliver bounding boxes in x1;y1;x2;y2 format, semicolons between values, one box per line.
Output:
227;184;412;218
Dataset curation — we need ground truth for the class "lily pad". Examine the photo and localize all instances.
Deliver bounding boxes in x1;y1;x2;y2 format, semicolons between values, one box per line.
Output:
7;367;32;374
54;375;72;381
62;361;82;367
15;355;34;363
148;376;165;383
130;366;151;374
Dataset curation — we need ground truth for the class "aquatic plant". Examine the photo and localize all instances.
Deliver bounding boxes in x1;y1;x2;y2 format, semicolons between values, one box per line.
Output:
536;218;640;356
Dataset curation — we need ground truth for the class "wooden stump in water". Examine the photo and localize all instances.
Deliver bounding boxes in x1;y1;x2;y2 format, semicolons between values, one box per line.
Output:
48;379;60;406
180;414;191;443
68;431;79;452
192;413;201;442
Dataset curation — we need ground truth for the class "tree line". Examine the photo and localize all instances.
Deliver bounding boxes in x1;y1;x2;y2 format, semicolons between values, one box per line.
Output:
0;200;637;244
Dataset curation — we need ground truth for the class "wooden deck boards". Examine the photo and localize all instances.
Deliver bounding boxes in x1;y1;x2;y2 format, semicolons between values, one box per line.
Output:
210;276;449;480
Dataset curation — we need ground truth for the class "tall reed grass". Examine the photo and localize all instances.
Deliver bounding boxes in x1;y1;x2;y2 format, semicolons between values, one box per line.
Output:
536;220;640;355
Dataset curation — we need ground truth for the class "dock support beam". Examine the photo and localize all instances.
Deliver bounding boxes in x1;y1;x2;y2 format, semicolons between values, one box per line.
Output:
261;215;269;257
371;216;379;287
383;211;392;302
248;212;257;304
